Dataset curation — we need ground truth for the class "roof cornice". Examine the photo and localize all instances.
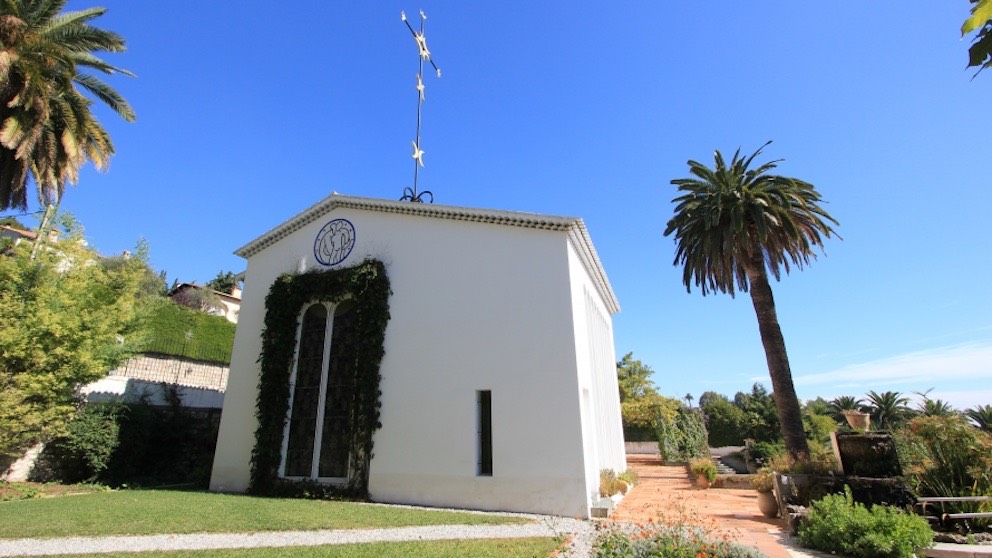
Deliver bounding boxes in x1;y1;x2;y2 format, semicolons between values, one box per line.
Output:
235;194;619;314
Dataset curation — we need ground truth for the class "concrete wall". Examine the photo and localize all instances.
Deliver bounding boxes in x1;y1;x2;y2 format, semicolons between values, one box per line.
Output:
210;204;616;517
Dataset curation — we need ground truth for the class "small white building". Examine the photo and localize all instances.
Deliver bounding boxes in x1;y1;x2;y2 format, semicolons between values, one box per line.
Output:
209;194;625;517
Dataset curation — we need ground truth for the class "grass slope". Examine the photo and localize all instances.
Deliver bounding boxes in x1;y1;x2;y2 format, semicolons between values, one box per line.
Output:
0;490;529;539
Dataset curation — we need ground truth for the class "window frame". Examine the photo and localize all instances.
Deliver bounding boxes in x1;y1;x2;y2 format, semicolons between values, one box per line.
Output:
278;299;354;484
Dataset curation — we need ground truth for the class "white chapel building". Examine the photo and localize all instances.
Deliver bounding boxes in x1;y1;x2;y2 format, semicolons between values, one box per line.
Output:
209;194;625;517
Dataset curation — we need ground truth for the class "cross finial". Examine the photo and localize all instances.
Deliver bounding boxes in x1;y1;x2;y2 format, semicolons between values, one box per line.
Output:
400;9;440;203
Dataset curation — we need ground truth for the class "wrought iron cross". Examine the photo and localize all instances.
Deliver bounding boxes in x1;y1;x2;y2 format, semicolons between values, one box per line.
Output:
400;10;440;203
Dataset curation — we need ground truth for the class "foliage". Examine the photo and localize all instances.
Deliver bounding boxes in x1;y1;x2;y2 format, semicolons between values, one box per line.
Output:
799;488;933;558
765;450;836;476
617;353;673;440
701;394;747;447
966;404;992;432
916;398;957;418
0;238;148;457
964;0;992;74
170;284;225;313
896;415;992;504
751;470;774;493
32;386;221;488
251;259;390;497
803;396;831;417
690;458;717;482
746;440;784;468
140;297;236;364
664;143;837;461
865;391;912;430
0;489;526;539
828;395;865;423
205;270;240;293
655;403;708;462
38;402;122;482
617;469;639;485
591;522;766;558
734;383;780;443
0;0;136;211
0;215;26;229
600;469;629;497
803;413;837;445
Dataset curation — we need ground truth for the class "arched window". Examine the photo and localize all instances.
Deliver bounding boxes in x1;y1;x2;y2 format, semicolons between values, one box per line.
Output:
281;300;357;481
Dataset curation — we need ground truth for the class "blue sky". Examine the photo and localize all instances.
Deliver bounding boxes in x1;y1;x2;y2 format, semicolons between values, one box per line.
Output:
8;2;990;409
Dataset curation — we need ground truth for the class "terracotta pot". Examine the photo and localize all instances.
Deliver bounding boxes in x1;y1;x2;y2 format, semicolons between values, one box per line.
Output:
756;490;779;518
843;411;871;431
696;474;711;489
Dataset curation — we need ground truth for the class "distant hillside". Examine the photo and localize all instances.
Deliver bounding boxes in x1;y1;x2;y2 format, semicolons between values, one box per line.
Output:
141;301;236;364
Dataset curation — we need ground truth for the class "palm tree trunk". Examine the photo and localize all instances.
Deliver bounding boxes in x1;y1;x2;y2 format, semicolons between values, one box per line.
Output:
745;253;810;460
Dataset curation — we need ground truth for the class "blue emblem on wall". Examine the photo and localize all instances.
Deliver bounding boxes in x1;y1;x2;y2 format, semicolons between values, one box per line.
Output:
314;219;356;267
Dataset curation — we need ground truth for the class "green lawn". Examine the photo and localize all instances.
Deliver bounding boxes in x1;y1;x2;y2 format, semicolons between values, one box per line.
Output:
38;539;560;558
0;490;529;539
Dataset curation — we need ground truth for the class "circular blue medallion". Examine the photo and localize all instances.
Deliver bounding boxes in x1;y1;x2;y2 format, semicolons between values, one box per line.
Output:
313;219;356;267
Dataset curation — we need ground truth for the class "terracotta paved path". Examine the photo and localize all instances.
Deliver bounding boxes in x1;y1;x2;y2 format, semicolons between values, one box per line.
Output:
612;455;796;558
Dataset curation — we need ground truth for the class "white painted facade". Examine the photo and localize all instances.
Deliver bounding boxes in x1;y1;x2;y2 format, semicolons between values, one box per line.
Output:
209;195;624;517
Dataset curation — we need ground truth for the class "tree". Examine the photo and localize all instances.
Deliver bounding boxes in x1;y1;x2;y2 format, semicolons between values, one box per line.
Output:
827;395;865;423
0;0;135;211
205;270;239;294
963;0;992;74
0;229;149;457
734;383;781;443
664;142;838;459
864;390;912;430
966;404;992;432
700;393;747;447
914;390;958;418
616;352;672;439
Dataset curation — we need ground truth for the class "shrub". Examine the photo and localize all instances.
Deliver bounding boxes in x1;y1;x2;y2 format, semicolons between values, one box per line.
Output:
600;469;630;497
895;415;992;528
591;522;766;558
690;458;717;483
617;469;639;485
32;386;220;488
799;488;933;558
656;405;708;462
751;470;774;493
36;403;123;483
701;397;747;447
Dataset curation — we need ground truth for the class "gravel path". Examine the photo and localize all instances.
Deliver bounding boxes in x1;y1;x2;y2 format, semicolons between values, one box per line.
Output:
0;518;597;557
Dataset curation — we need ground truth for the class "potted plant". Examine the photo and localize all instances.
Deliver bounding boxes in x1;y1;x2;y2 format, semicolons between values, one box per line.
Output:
751;470;779;518
842;410;871;431
690;458;717;489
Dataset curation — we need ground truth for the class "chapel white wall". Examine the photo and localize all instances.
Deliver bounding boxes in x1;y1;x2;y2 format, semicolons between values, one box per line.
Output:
565;239;626;502
210;207;594;517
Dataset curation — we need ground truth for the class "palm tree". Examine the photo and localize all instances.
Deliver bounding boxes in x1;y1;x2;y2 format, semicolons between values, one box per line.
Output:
0;0;135;211
864;390;912;430
917;398;956;417
664;142;839;460
827;395;864;423
965;404;992;432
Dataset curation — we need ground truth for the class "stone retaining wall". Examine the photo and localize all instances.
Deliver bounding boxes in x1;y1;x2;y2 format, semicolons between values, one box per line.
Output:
113;354;229;391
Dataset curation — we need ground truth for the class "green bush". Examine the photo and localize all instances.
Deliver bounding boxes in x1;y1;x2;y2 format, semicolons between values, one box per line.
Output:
33;387;220;488
895;415;992;528
655;405;708;462
591;522;766;558
702;397;747;447
36;403;123;483
799;488;932;558
139;300;236;364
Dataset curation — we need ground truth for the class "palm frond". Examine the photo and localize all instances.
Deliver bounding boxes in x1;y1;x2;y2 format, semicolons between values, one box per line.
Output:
664;142;839;296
